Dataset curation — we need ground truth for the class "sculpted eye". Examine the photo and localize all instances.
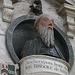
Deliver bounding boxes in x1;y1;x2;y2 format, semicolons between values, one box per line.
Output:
43;17;49;21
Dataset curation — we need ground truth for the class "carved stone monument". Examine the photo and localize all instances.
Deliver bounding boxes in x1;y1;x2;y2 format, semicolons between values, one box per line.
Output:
6;14;73;75
0;0;73;75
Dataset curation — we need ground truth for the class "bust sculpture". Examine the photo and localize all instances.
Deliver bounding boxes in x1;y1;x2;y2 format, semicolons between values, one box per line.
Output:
21;14;65;61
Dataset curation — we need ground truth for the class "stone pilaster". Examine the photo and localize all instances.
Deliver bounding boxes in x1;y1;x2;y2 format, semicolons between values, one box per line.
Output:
58;3;75;39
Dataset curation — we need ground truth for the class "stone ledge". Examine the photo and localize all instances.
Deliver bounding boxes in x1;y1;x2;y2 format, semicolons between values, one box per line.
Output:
3;0;14;9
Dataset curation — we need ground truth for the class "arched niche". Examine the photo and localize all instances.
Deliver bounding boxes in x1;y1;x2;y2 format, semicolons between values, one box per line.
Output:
6;15;74;70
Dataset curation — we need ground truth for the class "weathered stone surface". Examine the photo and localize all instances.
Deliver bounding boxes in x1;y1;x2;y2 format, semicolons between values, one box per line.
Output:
12;2;30;20
67;31;74;39
69;61;75;75
0;35;13;63
2;8;13;23
12;0;18;4
58;3;75;14
68;25;75;32
3;0;13;8
18;0;34;3
69;38;75;75
2;0;14;23
0;0;2;6
0;10;9;35
67;16;74;24
65;0;75;5
56;0;75;5
0;21;9;35
0;9;13;63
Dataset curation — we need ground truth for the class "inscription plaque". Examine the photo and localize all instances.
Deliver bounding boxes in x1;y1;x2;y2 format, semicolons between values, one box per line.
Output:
19;55;70;75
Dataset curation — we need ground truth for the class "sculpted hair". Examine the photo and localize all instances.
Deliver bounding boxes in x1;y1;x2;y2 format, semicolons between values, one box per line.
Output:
34;14;44;27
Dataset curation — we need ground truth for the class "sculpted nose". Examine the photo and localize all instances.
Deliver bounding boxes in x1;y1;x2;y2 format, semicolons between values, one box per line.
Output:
49;23;52;26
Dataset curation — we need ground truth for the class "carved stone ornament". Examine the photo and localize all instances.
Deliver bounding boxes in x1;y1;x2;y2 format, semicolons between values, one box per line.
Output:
6;15;74;71
2;8;13;23
2;0;14;23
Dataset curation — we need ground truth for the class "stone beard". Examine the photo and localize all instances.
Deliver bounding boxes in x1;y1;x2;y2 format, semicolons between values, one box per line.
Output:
39;24;54;47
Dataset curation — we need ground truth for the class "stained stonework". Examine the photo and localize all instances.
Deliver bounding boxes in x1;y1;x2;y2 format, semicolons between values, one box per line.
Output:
0;36;12;62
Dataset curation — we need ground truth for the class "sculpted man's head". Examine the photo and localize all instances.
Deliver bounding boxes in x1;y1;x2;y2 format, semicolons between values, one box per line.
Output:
35;14;54;47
